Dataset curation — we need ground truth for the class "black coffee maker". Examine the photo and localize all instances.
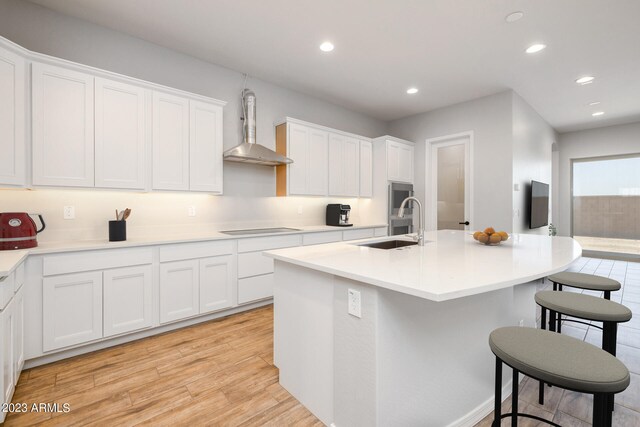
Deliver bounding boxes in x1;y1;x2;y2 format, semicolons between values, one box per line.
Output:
326;204;353;227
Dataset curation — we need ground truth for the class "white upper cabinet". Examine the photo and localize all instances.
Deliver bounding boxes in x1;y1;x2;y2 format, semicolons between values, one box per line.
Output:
152;91;190;191
95;78;146;189
329;133;360;197
359;140;373;197
285;122;328;196
189;100;223;193
0;46;25;186
32;63;95;187
387;139;414;183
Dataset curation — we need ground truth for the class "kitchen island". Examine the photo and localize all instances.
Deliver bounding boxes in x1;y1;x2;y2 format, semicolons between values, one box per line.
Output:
265;230;581;427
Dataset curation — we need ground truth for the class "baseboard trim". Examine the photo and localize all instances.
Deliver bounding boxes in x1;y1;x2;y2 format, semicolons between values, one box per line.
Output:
445;381;514;427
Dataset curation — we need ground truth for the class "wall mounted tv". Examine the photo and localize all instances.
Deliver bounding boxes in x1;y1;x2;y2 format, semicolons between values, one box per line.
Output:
529;180;549;229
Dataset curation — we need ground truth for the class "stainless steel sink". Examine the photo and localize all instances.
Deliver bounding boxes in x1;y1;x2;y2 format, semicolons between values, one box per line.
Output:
358;240;418;250
219;227;301;236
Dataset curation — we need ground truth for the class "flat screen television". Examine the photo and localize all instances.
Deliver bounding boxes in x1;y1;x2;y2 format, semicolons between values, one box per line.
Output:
529;180;549;229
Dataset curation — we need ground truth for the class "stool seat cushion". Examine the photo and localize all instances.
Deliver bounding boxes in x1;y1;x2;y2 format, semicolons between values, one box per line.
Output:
535;291;632;323
548;272;621;291
489;327;630;394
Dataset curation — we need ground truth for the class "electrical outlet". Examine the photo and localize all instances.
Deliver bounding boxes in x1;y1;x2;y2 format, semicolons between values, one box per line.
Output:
188;206;196;217
348;289;361;318
519;319;524;327
63;206;75;220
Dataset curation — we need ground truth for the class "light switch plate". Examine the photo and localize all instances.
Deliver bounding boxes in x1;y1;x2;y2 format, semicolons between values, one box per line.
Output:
348;289;361;318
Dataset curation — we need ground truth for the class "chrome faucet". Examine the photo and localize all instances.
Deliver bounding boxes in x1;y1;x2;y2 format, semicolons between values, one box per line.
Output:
398;196;425;246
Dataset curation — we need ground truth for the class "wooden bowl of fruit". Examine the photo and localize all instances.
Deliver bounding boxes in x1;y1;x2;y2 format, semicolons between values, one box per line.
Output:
472;227;509;246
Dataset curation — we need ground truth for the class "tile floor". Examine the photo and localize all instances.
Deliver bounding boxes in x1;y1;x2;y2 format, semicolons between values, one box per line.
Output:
476;257;640;426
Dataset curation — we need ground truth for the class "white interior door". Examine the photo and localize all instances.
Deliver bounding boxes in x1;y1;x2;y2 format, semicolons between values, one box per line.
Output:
428;132;473;231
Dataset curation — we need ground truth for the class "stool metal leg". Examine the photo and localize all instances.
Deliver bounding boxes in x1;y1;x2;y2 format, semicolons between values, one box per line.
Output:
539;307;547;405
549;310;557;332
512;368;519;427
493;357;502;427
593;393;605;427
604;290;611;300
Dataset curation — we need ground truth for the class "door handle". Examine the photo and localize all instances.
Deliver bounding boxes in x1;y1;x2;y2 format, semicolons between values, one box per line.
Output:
458;221;470;226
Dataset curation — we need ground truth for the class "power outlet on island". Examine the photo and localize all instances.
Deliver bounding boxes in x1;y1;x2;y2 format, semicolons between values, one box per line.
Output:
348;289;361;318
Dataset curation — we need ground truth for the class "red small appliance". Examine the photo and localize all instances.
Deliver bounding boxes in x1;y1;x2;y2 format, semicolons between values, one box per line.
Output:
0;213;46;250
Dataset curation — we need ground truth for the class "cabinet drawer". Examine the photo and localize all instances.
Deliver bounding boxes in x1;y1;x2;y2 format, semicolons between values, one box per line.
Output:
159;240;234;262
343;228;375;241
0;272;15;311
302;231;343;246
237;234;302;253
238;251;274;279
374;227;388;237
43;248;153;276
238;274;274;304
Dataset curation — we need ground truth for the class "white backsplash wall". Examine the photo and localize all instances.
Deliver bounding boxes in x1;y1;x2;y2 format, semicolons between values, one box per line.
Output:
0;189;365;243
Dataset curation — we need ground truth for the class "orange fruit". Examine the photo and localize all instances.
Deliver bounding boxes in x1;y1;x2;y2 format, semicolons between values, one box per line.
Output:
489;233;502;244
473;231;482;240
477;232;489;244
498;231;509;241
484;227;495;235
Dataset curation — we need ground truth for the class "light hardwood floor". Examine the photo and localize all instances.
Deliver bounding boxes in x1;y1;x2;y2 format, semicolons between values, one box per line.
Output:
3;306;322;427
5;257;639;426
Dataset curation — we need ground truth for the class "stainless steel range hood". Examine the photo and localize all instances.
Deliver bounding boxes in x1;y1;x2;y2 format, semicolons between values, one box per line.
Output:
223;89;293;166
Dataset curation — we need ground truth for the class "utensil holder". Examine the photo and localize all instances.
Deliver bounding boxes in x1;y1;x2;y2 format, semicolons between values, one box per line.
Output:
109;220;126;242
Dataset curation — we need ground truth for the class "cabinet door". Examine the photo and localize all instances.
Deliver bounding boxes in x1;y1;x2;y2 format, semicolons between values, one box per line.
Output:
387;141;400;182
43;271;102;352
307;128;329;195
328;133;345;196
200;254;236;314
103;265;153;337
359;140;373;197
152;92;189;190
398;143;414;183
287;123;308;195
343;137;360;196
159;260;199;323
12;288;24;383
0;47;25;186
95;78;146;189
32;63;94;187
190;100;223;193
1;301;14;406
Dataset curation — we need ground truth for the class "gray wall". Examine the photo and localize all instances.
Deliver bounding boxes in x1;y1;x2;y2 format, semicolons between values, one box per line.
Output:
511;92;556;234
0;0;386;198
557;121;640;236
388;91;513;232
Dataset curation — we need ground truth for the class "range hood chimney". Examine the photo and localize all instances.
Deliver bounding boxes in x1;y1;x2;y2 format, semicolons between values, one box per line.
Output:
223;89;293;166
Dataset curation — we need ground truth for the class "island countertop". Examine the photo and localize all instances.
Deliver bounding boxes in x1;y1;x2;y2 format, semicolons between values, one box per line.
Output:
264;230;582;301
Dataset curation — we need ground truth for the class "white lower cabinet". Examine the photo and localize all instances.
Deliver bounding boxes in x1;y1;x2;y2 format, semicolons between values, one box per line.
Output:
159;260;200;324
0;267;24;423
12;289;24;384
43;271;103;352
160;254;236;324
103;265;153;337
1;297;15;409
200;255;236;314
238;274;274;305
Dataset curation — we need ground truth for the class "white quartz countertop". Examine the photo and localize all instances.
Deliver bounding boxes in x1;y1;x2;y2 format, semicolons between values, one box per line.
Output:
0;223;386;274
264;230;582;302
0;250;28;277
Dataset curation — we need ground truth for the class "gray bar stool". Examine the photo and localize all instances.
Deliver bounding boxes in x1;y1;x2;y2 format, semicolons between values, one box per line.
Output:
489;326;629;427
535;290;632;411
547;272;621;333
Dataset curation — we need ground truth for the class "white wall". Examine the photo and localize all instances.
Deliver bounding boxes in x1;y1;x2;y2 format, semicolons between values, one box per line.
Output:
0;0;386;241
557;121;640;236
387;91;513;232
511;92;556;234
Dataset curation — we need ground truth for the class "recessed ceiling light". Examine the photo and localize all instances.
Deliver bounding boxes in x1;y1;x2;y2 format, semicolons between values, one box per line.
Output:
525;44;546;54
576;76;595;85
592;111;605;117
406;88;419;94
588;101;601;106
505;12;524;23
319;41;334;52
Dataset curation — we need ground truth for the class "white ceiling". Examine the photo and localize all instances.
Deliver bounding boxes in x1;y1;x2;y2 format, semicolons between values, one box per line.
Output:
28;0;640;132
